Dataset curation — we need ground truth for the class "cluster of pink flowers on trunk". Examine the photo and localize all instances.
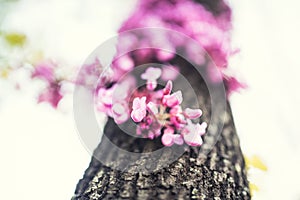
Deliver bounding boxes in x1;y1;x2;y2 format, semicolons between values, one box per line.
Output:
97;67;207;147
113;0;242;95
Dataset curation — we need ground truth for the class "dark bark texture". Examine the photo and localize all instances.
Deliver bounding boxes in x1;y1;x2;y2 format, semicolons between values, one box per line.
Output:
71;59;251;199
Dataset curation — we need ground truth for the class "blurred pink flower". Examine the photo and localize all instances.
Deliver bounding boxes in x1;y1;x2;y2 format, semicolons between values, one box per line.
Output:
173;134;184;145
162;91;183;107
32;62;55;82
131;96;147;122
161;65;179;81
224;76;247;96
112;55;134;72
182;120;207;146
38;83;62;108
141;67;162;90
31;61;65;108
115;0;242;93
163;80;172;95
112;101;129;124
183;108;202;119
161;132;174;146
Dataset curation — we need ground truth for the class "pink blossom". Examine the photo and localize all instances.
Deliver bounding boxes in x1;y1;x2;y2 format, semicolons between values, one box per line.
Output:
183;131;203;147
148;126;161;139
75;58;106;88
156;49;174;61
207;63;223;83
170;113;186;129
97;85;116;106
96;85;118;116
173;134;184;145
161;127;175;146
183;108;202;119
112;54;134;72
115;0;241;93
141;67;162;90
97;67;207;147
182;120;207;146
224;76;247;96
169;105;186;129
164;126;174;135
37;83;62;108
161;127;184;146
113;77;136;100
161;65;179;81
196;122;208;136
141;67;162;80
170;105;182;115
162;91;183;107
151;90;164;100
112;101;129;124
161;133;174;146
163;80;172;95
97;102;113;117
32;62;55;82
131;96;147;122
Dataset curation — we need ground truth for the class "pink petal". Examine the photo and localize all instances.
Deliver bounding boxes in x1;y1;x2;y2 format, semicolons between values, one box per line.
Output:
37;84;62;108
113;78;135;100
148;131;155;140
132;96;146;110
173;134;184;145
183;131;203;146
147;80;157;90
170;105;182;115
184;108;202;119
154;127;162;137
161;65;179;81
157;50;174;61
163;80;173;95
196;122;207;136
141;67;162;80
162;133;174;146
114;113;129;124
131;108;146;122
170;114;186;129
163;91;183;107
112;102;129;124
164;127;174;135
173;91;183;104
147;102;158;115
152;90;164;99
32;65;54;82
112;102;127;115
113;55;134;71
98;86;116;106
97;102;112;115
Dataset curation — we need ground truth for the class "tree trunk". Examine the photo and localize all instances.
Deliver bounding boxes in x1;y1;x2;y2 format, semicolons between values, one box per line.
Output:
72;62;251;199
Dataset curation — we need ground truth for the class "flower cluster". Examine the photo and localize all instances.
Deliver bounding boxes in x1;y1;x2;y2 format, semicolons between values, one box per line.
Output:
130;67;207;147
118;0;231;67
109;0;242;95
97;67;207;147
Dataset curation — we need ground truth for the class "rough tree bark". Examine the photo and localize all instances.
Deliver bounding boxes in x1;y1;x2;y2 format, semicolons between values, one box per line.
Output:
71;57;251;199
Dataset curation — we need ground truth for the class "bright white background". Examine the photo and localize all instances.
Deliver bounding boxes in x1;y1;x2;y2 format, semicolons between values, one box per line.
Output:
0;0;299;199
